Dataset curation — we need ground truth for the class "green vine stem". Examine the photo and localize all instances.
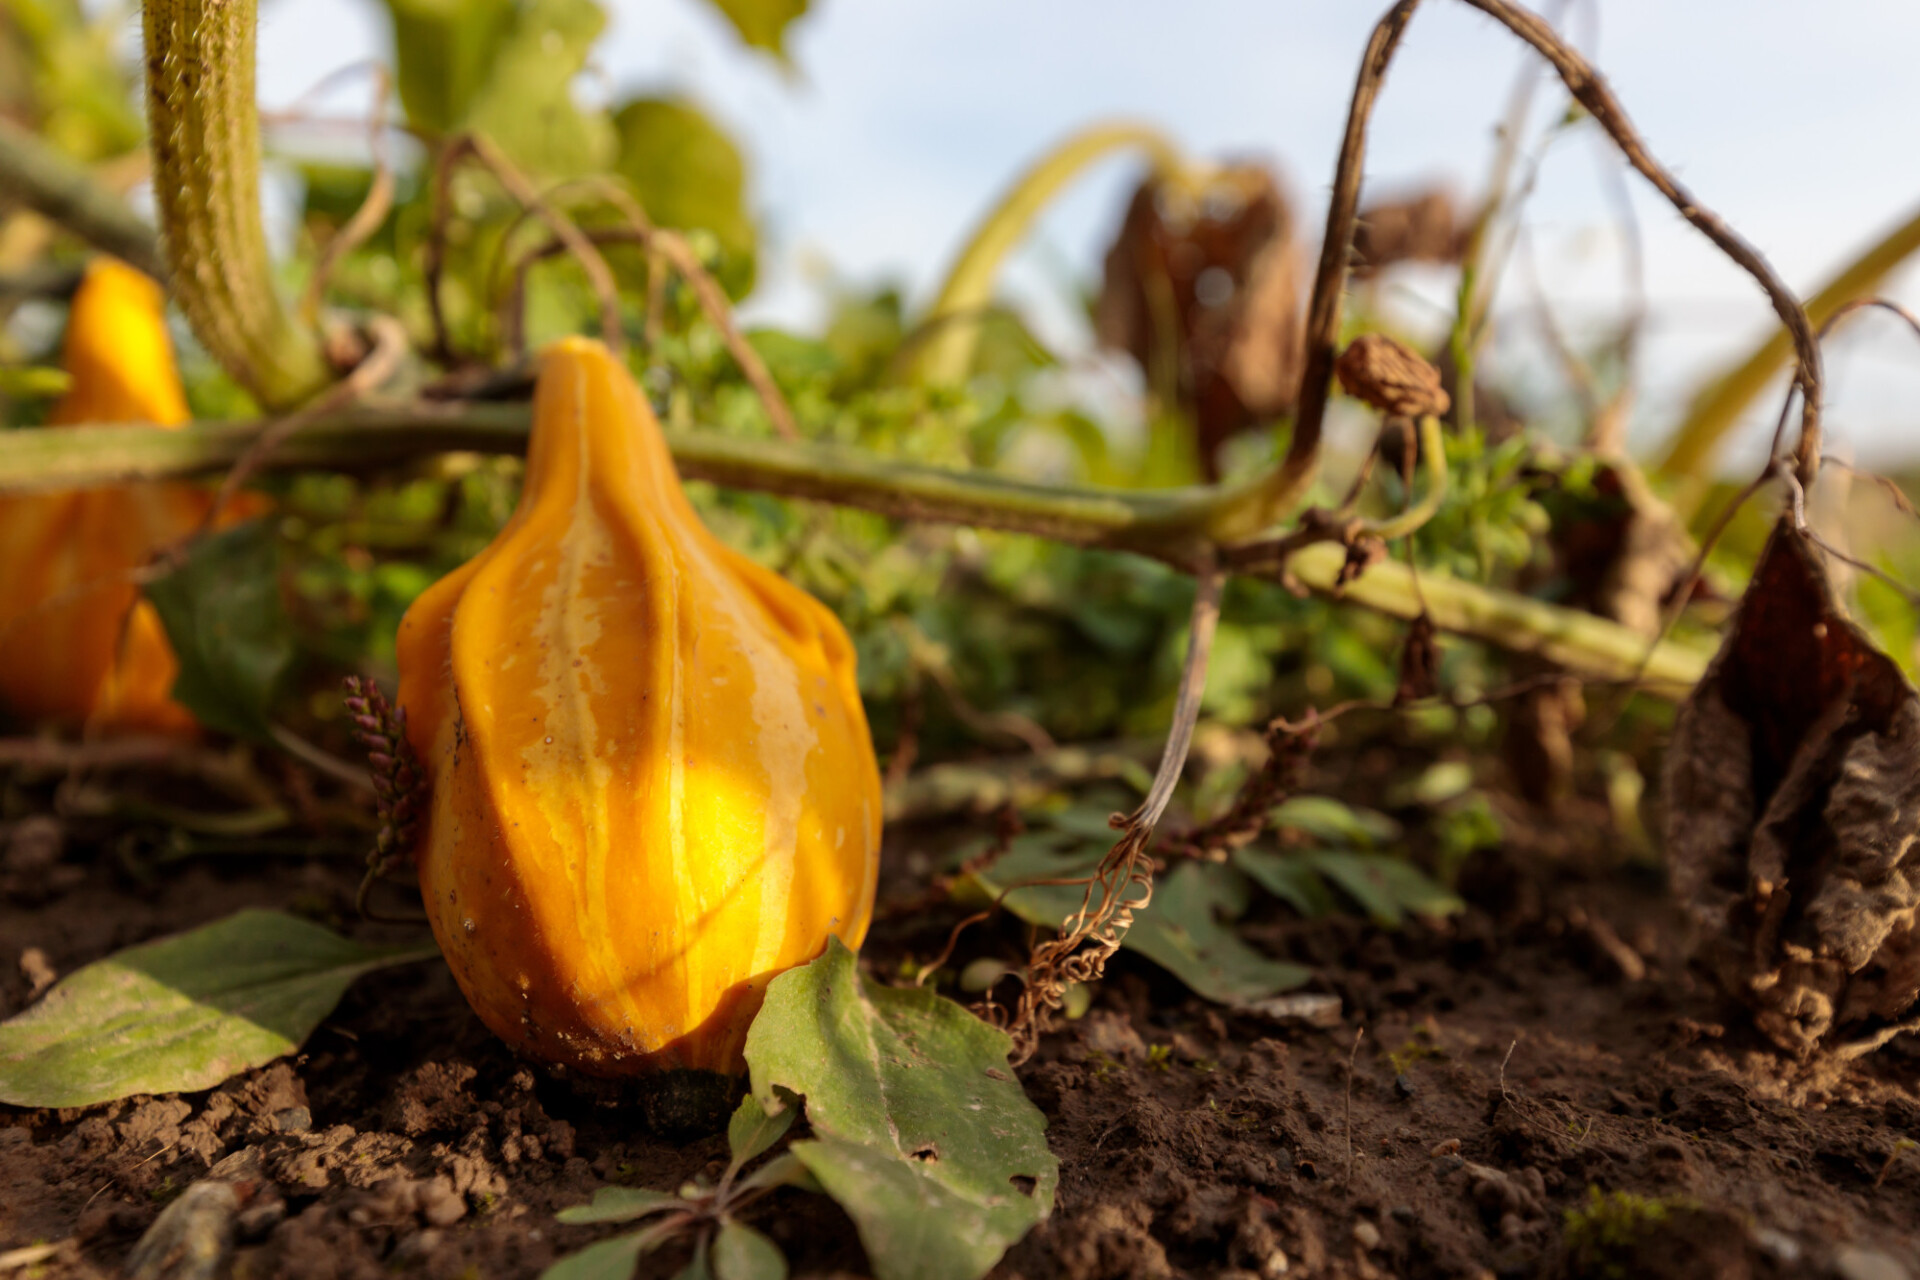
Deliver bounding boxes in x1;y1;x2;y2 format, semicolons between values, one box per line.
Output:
143;0;332;410
0;120;164;279
907;122;1197;386
0;410;1712;693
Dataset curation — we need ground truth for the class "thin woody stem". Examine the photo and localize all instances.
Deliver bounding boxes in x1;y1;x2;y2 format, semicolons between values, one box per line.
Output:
1452;0;1823;484
1203;0;1423;543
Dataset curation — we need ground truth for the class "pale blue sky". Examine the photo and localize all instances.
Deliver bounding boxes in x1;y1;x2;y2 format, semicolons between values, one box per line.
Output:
248;0;1920;468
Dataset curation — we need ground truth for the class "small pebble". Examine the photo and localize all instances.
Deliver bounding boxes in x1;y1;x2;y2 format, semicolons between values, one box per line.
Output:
1352;1220;1382;1251
1833;1244;1911;1280
272;1106;312;1134
1430;1138;1461;1157
392;1229;443;1264
18;947;56;999
234;1200;286;1243
1393;1073;1417;1100
1435;1155;1466;1176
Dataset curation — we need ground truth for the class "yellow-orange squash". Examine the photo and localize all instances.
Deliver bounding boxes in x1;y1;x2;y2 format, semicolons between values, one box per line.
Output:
396;338;883;1076
0;259;220;733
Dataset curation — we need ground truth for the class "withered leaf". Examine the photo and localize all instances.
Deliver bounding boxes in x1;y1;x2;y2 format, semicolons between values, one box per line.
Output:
1664;518;1920;1057
1351;188;1465;276
1093;165;1303;478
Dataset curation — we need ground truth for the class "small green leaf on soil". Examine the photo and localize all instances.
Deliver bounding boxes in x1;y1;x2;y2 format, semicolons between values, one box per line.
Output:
555;1187;687;1226
971;841;1311;1007
541;1220;683;1280
144;521;294;742
726;1089;796;1169
712;1221;787;1280
1306;851;1465;927
0;909;435;1108
1269;795;1401;847
744;938;1058;1280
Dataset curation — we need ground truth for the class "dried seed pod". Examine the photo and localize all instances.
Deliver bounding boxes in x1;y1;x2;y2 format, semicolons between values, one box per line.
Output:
396;338;882;1077
1334;333;1450;420
0;259;235;733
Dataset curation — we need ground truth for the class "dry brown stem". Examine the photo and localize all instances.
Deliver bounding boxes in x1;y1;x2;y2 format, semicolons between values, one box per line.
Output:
1005;559;1224;1062
297;69;396;326
1453;0;1823;483
1278;0;1424;514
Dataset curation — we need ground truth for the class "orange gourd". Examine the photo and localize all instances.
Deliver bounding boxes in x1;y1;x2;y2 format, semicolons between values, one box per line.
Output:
0;259;224;733
396;338;882;1076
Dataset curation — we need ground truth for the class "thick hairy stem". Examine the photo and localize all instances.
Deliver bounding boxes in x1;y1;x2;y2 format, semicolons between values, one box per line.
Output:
0;411;1713;693
908;122;1195;386
0;120;164;278
143;0;332;408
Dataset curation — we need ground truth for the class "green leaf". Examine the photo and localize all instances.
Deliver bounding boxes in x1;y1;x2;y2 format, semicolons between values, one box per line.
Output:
1231;848;1338;918
971;843;1310;1008
555;1187;686;1225
379;0;517;136
726;1090;795;1170
1308;852;1464;927
0;909;435;1108
464;0;615;177
540;1219;684;1280
614;98;756;296
1269;796;1401;848
745;939;1057;1280
712;1221;786;1280
1106;862;1312;1006
702;0;808;57
143;521;293;742
734;1151;820;1196
675;1237;714;1280
0;365;71;399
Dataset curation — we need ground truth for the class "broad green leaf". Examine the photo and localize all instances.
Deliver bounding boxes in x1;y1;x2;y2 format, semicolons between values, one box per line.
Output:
465;0;615;177
1100;862;1311;1005
555;1187;686;1225
1269;796;1401;848
1308;852;1464;927
144;521;294;742
971;842;1310;1007
745;939;1057;1280
0;909;435;1108
541;1219;684;1280
1232;847;1339;918
614;98;756;296
712;1221;786;1280
702;0;808;57
726;1089;795;1169
380;0;517;135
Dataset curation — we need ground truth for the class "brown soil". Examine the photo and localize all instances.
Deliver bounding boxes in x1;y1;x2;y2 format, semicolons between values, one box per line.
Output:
3;809;1918;1279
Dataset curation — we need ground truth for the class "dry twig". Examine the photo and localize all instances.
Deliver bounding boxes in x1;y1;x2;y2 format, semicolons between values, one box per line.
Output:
1004;559;1224;1061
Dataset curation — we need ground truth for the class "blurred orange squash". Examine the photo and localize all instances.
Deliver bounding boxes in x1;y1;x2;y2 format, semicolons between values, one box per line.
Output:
0;259;246;734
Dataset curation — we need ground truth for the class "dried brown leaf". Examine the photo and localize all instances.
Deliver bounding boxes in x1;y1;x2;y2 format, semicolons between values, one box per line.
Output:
1094;165;1304;477
1664;518;1920;1057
